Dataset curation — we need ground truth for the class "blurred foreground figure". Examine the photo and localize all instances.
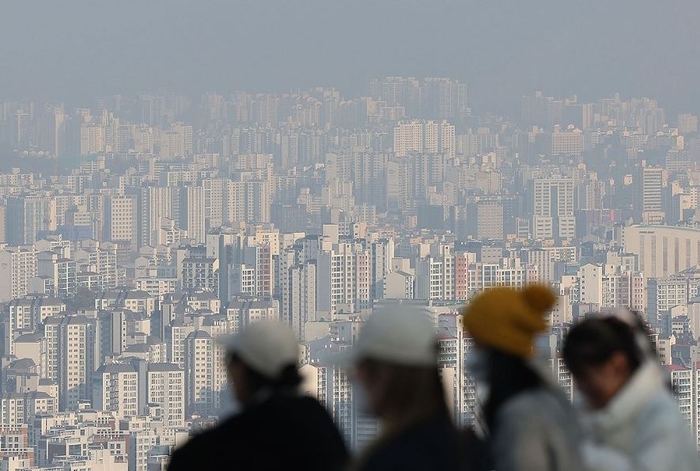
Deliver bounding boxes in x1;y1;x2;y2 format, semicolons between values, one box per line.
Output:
462;285;584;471
563;311;700;471
348;308;474;471
167;321;348;471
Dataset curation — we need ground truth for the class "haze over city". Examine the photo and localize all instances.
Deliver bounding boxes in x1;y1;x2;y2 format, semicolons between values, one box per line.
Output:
1;2;700;471
3;1;700;114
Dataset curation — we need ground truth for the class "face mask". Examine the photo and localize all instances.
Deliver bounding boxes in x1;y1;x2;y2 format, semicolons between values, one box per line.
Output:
465;348;490;383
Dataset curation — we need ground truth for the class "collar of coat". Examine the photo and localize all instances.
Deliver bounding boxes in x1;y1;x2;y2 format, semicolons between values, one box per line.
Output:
585;361;666;433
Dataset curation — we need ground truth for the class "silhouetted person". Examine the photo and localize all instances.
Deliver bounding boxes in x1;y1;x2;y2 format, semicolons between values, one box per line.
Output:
564;311;700;471
167;321;348;471
347;308;474;471
461;285;584;471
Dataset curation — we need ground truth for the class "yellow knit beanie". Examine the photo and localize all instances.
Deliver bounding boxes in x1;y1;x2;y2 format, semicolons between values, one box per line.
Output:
461;285;557;357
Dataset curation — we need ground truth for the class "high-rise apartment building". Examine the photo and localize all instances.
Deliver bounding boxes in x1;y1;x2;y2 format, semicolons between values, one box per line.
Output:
393;120;455;158
145;363;185;428
36;251;77;298
72;242;120;291
678;114;699;135
476;200;505;240
421;77;468;121
6;195;56;246
137;186;175;248
316;242;371;315
532;177;576;240
179;186;206;243
103;195;137;246
369;239;394;301
393;120;423;157
638;166;664;222
436;313;477;427
79;124;106;155
464;258;534;298
415;244;455;300
92;364;138;419
647;278;689;328
181;257;219;292
159;123;193;160
551;125;584;156
229;244;273;299
202;178;226;230
226;180;270;224
0;246;38;302
287;262;317;340
575;263;645;311
44;315;98;411
184;330;214;417
666;365;700;451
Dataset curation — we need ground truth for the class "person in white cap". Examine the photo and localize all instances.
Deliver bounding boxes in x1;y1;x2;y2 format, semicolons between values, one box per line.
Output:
168;321;348;471
348;307;474;471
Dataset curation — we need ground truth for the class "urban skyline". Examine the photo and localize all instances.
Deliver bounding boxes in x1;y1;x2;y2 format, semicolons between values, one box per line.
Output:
1;75;700;471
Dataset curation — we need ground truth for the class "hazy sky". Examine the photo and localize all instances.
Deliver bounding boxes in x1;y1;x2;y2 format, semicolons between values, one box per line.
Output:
1;0;699;115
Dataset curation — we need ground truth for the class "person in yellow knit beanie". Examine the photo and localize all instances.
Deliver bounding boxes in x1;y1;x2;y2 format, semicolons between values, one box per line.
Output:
462;284;556;357
461;285;585;471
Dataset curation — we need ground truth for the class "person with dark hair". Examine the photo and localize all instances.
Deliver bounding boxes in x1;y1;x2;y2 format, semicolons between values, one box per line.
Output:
563;311;700;471
347;308;475;471
167;321;349;471
461;285;584;471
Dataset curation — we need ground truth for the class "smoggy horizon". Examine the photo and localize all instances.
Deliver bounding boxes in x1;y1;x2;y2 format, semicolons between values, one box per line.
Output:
1;1;700;115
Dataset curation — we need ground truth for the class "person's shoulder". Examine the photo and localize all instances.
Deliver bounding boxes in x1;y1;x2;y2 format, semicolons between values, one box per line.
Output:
500;387;555;414
296;395;331;413
361;443;418;471
174;417;243;454
274;394;323;407
168;417;259;471
499;387;574;426
269;394;331;418
362;443;454;471
361;419;461;471
640;388;691;430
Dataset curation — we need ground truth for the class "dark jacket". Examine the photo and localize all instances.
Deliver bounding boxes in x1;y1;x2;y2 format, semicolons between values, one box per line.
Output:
168;394;349;471
357;415;471;471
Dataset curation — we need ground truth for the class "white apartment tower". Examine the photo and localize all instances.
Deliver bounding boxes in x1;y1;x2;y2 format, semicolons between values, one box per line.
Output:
104;195;137;245
415;244;455;301
6;195;56;245
394;119;455;158
532;177;576;240
636;166;665;224
92;364;138;419
288;262;317;340
44;315;98;411
551;125;584;156
180;186;207;243
138;186;175;248
0;246;38;302
184;330;214;418
226;180;270;224
146;363;185;428
316;242;372;315
393;120;423;157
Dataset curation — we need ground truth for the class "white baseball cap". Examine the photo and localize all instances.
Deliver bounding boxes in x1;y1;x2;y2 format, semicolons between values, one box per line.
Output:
349;307;438;367
217;321;299;379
